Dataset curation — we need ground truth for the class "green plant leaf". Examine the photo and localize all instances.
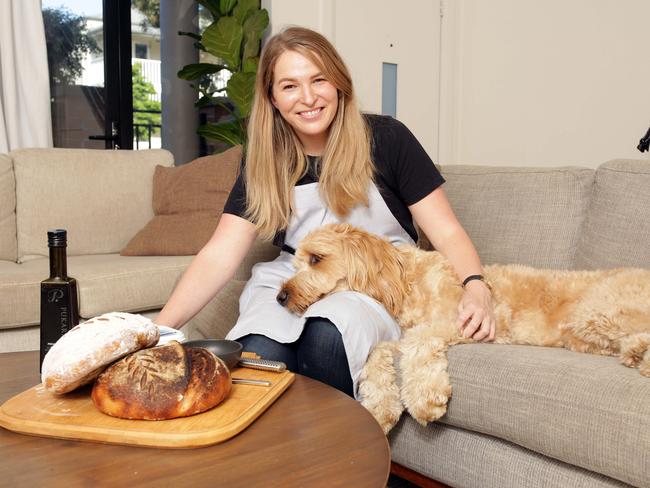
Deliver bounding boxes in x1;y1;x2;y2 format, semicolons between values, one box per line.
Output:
198;0;221;20
195;96;214;108
242;31;260;60
177;63;228;80
219;0;237;15
202;16;243;69
198;120;244;146
242;56;258;74
242;11;267;65
212;99;237;117
233;0;258;25
243;9;268;38
227;71;256;118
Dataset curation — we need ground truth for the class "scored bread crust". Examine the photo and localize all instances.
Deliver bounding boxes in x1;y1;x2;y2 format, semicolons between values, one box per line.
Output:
91;341;232;420
41;312;160;394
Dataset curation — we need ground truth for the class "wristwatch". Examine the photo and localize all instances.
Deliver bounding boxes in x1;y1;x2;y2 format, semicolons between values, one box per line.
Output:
461;274;492;292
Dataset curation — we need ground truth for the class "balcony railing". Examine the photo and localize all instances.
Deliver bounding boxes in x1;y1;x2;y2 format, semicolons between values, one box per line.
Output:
133;108;161;149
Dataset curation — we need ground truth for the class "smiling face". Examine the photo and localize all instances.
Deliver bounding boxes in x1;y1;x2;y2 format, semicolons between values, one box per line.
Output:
270;50;339;155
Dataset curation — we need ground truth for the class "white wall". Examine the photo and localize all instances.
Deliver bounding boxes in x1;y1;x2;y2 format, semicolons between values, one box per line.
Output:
263;0;650;168
439;0;650;167
264;0;441;159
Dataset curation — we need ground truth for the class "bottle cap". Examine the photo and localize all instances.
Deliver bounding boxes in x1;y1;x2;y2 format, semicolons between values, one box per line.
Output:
47;229;67;247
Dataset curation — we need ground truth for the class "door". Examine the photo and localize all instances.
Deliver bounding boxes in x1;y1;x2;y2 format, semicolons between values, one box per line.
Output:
264;0;441;160
332;0;441;159
42;0;133;149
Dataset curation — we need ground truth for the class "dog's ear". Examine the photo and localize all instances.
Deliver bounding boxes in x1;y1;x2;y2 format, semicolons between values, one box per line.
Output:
344;230;408;317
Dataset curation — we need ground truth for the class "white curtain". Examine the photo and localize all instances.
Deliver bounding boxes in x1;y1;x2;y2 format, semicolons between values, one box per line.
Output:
0;0;53;153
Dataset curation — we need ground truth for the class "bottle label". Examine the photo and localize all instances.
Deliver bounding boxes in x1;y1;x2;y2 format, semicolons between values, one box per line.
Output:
40;282;79;368
47;289;65;304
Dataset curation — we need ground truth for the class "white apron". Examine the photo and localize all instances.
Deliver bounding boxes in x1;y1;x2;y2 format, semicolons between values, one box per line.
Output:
226;181;414;397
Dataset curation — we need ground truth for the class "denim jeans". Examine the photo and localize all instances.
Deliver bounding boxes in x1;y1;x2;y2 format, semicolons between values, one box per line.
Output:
238;317;354;397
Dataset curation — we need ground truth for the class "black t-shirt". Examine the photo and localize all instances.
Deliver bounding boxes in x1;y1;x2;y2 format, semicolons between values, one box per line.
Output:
223;114;445;243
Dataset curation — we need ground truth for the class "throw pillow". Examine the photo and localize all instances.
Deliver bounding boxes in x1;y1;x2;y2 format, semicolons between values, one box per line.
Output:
121;145;242;256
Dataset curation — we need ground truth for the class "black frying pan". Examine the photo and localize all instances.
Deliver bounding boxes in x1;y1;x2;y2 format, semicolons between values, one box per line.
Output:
183;339;243;370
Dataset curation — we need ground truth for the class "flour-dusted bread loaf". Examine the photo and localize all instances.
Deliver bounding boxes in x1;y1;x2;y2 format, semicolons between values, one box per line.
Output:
91;341;232;420
41;312;160;394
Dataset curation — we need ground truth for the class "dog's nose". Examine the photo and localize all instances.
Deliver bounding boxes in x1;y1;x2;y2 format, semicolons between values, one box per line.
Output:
277;289;289;306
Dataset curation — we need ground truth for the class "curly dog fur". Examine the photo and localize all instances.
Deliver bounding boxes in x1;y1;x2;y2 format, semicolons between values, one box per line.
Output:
278;223;650;434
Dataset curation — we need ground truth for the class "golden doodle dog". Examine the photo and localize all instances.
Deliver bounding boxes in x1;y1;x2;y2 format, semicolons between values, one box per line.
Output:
278;223;650;434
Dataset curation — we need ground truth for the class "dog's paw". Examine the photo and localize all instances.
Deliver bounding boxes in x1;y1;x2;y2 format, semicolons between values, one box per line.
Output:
640;361;650;377
402;375;452;426
358;341;403;434
361;397;404;434
619;333;650;375
359;380;404;434
410;404;447;426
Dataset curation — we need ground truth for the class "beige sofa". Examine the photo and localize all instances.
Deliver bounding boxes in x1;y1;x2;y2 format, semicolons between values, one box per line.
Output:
2;148;648;486
386;160;650;488
0;148;185;351
160;156;648;487
0;148;274;353
193;158;649;487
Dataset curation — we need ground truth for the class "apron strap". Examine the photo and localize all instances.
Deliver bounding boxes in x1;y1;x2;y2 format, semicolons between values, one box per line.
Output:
281;244;296;255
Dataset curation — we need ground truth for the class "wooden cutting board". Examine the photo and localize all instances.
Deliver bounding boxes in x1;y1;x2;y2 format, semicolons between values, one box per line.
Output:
0;366;294;449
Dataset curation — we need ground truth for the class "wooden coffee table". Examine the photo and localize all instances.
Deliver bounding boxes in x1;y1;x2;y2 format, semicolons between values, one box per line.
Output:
0;351;390;487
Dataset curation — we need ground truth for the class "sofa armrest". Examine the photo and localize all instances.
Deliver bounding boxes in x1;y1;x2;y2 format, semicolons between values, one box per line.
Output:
233;238;280;281
180;279;247;340
180;238;279;340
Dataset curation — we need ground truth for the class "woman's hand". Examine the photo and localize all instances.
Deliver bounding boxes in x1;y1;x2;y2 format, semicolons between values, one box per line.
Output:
408;188;496;342
456;281;495;341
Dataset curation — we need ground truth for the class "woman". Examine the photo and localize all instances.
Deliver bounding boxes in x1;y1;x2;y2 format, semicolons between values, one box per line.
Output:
156;27;494;398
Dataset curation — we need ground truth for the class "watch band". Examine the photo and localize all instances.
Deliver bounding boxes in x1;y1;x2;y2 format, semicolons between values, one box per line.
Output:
462;274;491;290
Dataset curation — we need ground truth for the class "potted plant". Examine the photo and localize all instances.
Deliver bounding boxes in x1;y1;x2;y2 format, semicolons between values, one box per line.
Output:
178;0;269;148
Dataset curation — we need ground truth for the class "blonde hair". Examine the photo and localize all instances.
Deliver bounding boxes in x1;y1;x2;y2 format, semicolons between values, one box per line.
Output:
244;26;374;240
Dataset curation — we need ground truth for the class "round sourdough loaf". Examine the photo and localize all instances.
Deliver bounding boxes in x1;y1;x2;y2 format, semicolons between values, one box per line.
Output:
91;341;232;420
41;312;160;394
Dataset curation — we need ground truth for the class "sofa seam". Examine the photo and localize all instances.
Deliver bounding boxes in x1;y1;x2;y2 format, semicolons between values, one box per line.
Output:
441;169;594;177
596;166;650;176
76;263;189;282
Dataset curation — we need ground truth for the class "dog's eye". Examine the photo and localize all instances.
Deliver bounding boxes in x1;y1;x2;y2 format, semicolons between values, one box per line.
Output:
310;254;321;266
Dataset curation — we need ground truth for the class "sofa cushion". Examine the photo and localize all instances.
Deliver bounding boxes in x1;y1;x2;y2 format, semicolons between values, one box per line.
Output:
576;159;650;269
440;166;594;269
121;145;241;256
432;344;649;487
12;148;173;261
233;238;280;281
0;154;17;262
180;279;247;341
0;254;192;329
70;254;193;317
0;326;39;353
0;260;44;329
389;420;626;488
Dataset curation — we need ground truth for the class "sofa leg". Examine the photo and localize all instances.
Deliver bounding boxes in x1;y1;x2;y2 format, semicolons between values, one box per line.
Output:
390;462;450;487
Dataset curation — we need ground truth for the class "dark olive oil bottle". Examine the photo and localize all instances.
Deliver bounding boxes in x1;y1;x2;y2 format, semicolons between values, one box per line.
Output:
40;229;80;369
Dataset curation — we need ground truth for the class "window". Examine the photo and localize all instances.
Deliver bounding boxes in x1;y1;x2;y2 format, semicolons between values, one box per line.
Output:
135;42;147;59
